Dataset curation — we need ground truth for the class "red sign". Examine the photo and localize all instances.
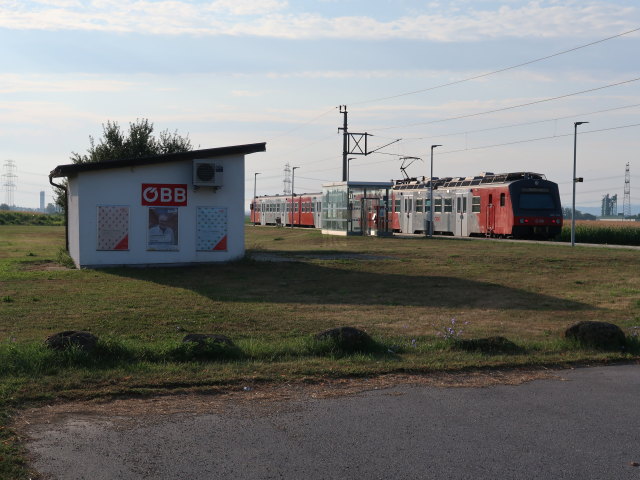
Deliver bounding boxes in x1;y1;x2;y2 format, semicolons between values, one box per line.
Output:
141;184;188;206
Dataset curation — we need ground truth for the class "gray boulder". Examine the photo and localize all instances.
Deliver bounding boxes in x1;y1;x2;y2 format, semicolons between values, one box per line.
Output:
315;327;372;350
45;331;98;352
182;333;234;347
565;321;626;349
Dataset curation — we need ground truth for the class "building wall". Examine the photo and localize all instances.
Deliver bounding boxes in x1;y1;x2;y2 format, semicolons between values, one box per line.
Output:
67;154;245;268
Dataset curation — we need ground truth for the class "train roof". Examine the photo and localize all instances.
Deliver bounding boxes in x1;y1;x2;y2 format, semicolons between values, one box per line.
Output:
255;192;322;199
393;172;547;190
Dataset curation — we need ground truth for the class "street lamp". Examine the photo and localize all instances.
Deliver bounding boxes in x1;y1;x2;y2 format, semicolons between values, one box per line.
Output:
347;157;355;182
253;172;260;226
291;166;299;228
429;145;442;238
571;122;588;247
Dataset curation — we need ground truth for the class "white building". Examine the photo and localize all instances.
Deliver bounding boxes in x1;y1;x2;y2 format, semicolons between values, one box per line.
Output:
49;143;265;268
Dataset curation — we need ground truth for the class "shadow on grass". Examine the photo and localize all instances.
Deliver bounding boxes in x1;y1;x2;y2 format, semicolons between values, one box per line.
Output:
0;335;400;377
106;254;591;311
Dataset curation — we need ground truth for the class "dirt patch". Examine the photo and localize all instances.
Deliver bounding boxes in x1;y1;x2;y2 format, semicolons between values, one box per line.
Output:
20;261;70;271
14;368;562;428
250;252;394;262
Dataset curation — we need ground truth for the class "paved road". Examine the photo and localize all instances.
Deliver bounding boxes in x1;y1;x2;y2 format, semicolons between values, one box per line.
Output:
24;365;640;479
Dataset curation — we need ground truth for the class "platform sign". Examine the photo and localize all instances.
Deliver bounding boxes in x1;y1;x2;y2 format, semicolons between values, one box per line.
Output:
141;184;188;206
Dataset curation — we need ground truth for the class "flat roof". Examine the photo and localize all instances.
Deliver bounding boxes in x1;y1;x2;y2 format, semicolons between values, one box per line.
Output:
322;181;393;188
50;142;266;178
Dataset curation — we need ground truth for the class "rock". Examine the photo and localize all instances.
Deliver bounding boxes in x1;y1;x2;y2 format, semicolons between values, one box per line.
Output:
453;336;523;354
315;327;372;350
45;331;98;352
564;321;626;349
182;333;234;347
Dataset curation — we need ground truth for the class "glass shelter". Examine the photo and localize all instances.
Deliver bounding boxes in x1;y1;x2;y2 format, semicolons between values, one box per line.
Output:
321;181;393;236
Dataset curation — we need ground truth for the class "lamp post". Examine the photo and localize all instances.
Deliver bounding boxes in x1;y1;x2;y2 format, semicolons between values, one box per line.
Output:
291;166;299;228
429;145;442;238
571;122;588;247
347;157;355;182
253;172;260;226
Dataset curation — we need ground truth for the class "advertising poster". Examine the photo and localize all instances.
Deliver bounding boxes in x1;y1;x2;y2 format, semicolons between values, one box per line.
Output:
148;207;179;251
196;207;227;251
96;205;129;251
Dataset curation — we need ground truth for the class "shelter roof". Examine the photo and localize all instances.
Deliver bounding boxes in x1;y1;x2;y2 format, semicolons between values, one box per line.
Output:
50;142;266;178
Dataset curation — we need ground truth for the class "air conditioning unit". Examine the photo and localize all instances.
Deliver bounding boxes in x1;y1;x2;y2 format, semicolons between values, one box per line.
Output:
193;160;223;187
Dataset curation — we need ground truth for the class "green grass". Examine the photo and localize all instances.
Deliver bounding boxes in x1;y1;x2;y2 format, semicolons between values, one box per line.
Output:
1;225;640;478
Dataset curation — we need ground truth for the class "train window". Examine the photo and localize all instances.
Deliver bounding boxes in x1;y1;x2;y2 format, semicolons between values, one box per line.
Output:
472;196;481;213
394;199;401;211
444;198;453;213
500;193;506;207
456;197;461;213
463;197;467;213
520;193;556;209
434;197;442;213
488;194;493;205
425;197;431;208
416;198;423;212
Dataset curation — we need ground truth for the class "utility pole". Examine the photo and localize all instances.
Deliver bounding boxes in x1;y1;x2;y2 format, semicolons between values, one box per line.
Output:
2;160;17;207
291;166;299;228
253;172;260;226
571;121;588;247
339;106;348;182
337;106;400;182
623;162;631;218
429;145;441;238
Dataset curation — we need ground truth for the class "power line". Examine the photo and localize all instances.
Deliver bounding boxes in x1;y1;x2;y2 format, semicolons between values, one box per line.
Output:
436;122;640;156
371;76;640;132
351;27;640;106
391;103;640;141
318;121;640;172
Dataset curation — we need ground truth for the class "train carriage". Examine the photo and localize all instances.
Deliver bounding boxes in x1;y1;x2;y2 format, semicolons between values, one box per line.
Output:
391;172;563;239
251;193;322;227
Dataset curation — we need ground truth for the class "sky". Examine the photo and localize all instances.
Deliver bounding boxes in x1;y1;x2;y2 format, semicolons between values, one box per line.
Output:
1;0;639;213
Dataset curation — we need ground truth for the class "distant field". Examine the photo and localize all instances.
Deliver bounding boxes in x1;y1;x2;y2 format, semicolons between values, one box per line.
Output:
576;220;640;228
1;225;639;478
558;220;640;245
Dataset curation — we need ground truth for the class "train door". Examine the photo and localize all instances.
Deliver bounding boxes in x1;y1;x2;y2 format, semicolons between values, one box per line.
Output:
362;198;380;236
314;199;322;228
455;192;469;236
402;194;414;233
487;193;495;235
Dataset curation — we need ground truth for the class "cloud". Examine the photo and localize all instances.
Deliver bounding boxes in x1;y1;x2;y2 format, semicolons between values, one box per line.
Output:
0;1;636;40
231;89;265;97
0;74;136;93
208;0;287;16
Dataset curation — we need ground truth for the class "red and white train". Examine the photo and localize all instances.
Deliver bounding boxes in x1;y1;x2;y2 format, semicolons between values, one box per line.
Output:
391;172;563;239
250;172;563;239
250;193;323;228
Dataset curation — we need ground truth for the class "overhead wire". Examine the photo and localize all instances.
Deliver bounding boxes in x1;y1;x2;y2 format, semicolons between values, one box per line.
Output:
384;103;640;141
370;76;640;132
351;27;640;106
308;122;640;173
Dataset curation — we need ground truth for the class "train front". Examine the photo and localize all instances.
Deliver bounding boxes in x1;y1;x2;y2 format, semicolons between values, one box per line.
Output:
509;178;563;239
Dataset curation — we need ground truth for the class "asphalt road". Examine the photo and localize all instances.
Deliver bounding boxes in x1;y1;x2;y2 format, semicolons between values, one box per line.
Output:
24;364;640;480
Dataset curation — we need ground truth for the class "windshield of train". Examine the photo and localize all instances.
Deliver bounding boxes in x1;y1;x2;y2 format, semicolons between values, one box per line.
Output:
519;188;556;210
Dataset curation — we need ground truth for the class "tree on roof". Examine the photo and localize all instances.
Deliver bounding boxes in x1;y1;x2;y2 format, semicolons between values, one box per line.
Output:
54;119;193;210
